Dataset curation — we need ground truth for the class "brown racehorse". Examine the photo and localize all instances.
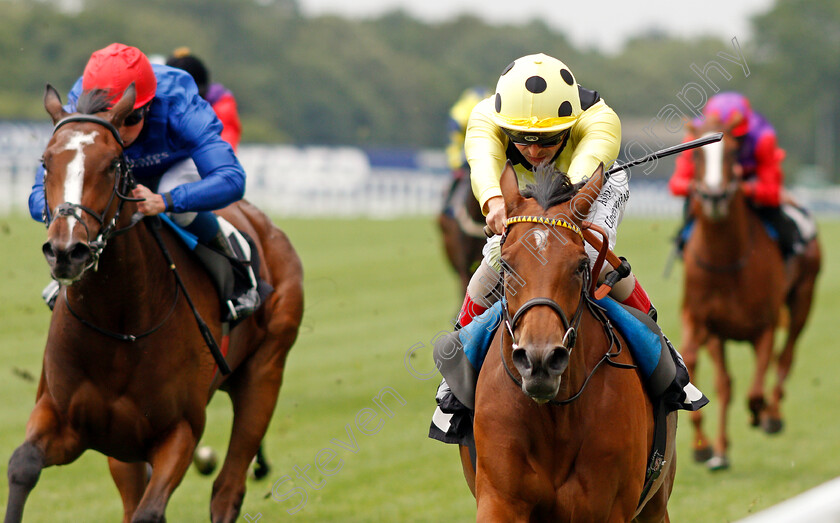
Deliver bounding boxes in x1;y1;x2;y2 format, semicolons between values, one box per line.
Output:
438;174;485;294
5;85;303;523
460;162;677;522
679;122;821;470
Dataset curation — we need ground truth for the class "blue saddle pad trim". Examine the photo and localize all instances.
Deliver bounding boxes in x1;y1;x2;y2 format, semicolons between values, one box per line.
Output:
457;297;665;380
158;214;198;250
684;218;778;241
460;301;504;370
595;296;660;378
762;221;778;240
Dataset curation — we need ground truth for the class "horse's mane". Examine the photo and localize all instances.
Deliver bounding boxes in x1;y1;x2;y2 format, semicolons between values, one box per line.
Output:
75;89;112;114
520;163;584;210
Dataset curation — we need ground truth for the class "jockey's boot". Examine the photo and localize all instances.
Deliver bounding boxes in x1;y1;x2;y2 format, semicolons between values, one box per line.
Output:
619;277;657;322
455;291;489;329
208;219;261;323
41;280;60;310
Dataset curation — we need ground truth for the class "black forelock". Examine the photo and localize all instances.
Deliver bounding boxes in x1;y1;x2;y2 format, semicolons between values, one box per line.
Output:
520;163;585;210
75;89;113;114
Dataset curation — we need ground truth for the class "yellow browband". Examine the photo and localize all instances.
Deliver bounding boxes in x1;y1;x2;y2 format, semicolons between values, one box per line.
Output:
504;216;584;240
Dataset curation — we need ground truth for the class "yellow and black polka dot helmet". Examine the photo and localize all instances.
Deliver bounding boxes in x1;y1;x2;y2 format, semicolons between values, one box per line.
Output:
491;53;582;134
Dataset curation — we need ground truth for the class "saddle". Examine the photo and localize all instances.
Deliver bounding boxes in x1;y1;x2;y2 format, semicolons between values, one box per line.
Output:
161;215;273;326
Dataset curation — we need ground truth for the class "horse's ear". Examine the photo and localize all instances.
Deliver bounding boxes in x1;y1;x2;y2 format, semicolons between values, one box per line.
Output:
725;112;744;136
108;83;137;127
44;84;68;124
500;160;524;214
685;119;698;138
569;163;605;219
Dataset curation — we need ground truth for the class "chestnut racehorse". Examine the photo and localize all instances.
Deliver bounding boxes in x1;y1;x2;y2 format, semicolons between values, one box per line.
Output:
680;123;821;470
5;85;303;522
438;175;485;294
461;162;677;522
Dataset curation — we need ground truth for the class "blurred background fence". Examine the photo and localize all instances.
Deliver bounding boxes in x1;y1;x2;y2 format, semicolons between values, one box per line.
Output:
4;121;839;218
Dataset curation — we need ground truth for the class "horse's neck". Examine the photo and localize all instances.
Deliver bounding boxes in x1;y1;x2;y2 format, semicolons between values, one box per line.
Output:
68;224;173;314
695;193;753;259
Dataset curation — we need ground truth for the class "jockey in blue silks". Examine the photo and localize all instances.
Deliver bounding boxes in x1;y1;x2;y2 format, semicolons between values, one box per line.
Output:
29;43;258;321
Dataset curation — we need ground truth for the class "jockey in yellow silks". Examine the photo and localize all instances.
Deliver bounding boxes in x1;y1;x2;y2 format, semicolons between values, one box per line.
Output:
457;52;653;328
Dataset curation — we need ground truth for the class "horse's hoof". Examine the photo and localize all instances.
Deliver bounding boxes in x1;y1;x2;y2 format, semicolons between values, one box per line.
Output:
248;456;271;480
762;417;784;434
748;398;765;427
252;461;270;480
706;454;730;471
693;446;714;463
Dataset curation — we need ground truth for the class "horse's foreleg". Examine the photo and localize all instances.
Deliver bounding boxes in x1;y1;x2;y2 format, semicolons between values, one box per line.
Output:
458;445;476;498
5;397;83;523
679;312;711;463
108;458;149;523
747;328;774;431
5;442;44;523
211;344;291;523
132;420;197;523
768;257;819;434
707;336;731;470
476;492;532;523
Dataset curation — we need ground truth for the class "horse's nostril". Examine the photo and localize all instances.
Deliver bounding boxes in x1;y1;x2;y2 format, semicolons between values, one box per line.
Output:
68;243;92;264
42;242;56;262
545;347;570;375
512;348;531;372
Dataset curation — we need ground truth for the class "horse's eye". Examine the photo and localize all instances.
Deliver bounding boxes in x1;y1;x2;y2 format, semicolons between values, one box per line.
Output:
576;260;589;275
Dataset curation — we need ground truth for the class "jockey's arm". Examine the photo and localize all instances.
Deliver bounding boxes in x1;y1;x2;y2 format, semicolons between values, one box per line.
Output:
162;107;246;214
564;100;621;184
464;98;510;215
28;83;82;222
669;146;695;197
29;166;47;222
742;132;782;207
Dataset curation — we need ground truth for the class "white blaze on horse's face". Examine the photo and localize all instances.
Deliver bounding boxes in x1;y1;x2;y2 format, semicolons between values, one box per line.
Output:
533;229;549;254
700;132;724;190
58;130;98;238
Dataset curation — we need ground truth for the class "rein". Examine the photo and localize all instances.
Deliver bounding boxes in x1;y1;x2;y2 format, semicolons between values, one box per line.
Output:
498;216;636;405
62;278;180;343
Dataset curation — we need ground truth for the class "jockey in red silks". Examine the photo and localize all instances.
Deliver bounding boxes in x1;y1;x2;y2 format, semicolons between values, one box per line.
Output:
669;91;814;258
166;48;242;151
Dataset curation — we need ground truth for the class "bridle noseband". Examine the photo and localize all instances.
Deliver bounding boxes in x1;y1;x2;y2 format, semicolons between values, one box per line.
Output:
44;115;144;270
500;216;587;353
498;216;634;405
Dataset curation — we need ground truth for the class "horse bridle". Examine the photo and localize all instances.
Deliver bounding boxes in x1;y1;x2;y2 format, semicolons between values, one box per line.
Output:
44;115;180;343
498;216;634;405
43;115;144;271
690;180;755;272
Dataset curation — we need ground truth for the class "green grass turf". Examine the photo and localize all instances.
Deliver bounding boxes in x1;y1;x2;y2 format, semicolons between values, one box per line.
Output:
0;214;838;522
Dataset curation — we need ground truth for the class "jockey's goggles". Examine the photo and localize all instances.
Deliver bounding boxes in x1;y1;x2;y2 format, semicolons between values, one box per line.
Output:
503;128;569;147
123;104;149;127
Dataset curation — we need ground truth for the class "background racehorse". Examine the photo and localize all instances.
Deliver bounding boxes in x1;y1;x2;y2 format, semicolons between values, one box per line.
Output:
461;162;677;521
438;174;485;295
5;85;303;523
679;121;821;470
